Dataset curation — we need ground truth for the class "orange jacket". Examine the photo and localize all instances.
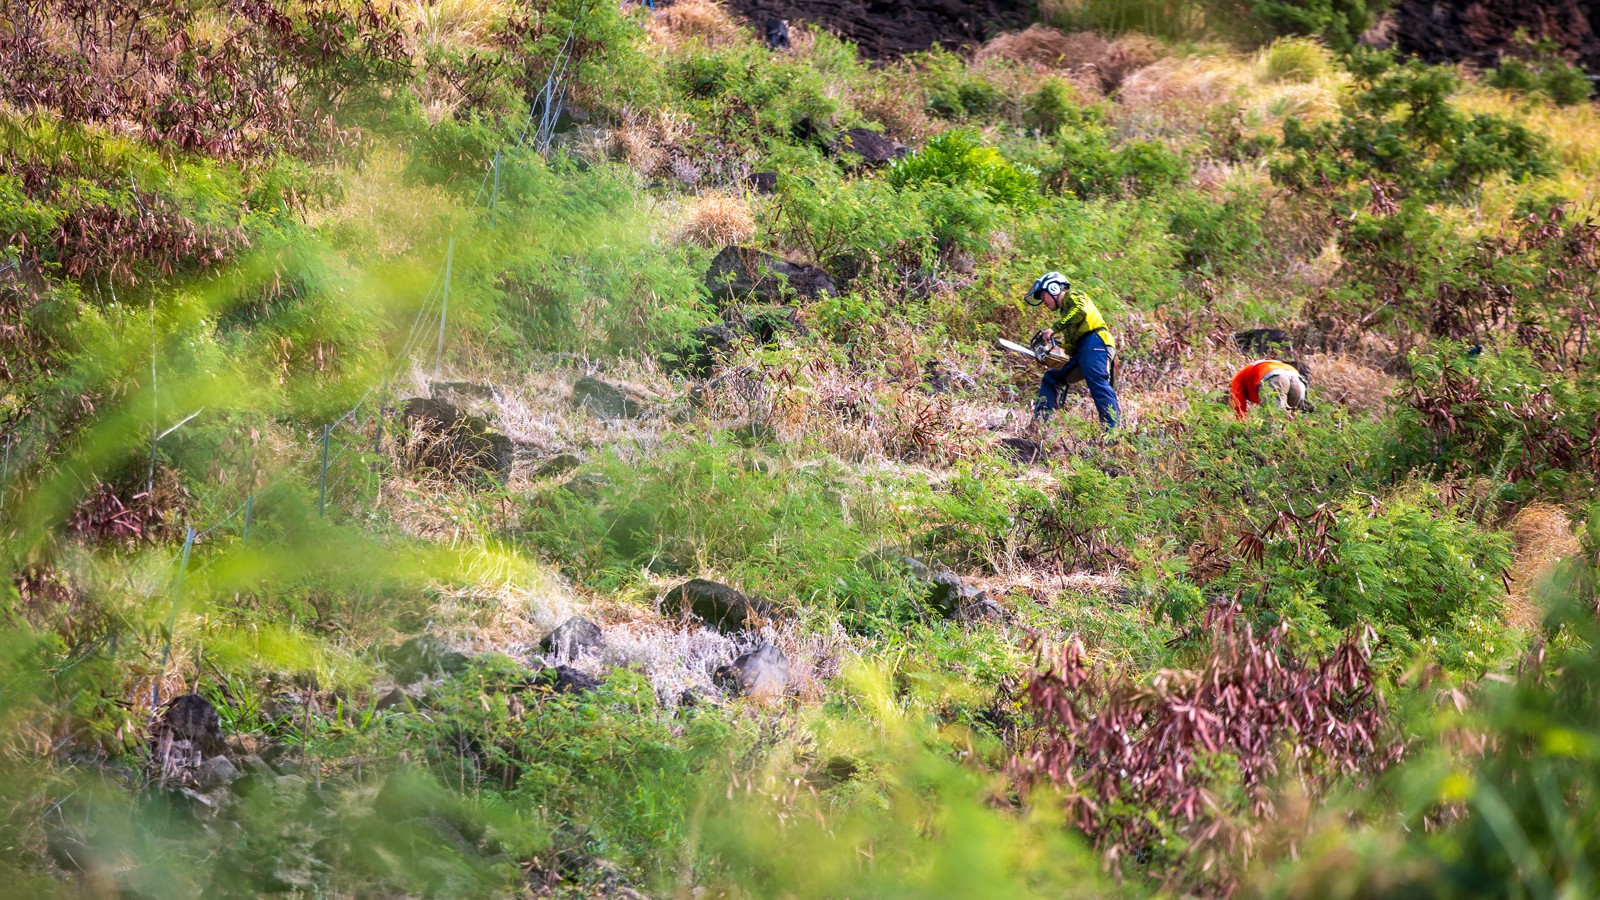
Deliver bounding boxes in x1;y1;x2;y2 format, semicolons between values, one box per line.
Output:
1230;360;1299;419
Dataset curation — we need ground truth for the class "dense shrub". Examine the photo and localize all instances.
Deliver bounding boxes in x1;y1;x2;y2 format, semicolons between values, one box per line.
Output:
1265;507;1600;898
1274;50;1552;206
1236;486;1514;673
1022;78;1082;134
916;49;1006;121
520;440;922;604
1397;344;1600;499
1487;56;1595;107
1245;0;1388;52
1041;115;1188;200
0;0;415;159
1023;459;1143;574
773;173;934;270
887;129;1039;208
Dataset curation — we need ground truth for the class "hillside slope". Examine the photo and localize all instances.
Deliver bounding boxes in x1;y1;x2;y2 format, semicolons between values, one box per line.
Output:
2;0;1599;896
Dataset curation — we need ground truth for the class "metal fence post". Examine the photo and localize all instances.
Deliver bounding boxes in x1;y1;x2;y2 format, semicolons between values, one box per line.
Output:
319;424;331;516
0;434;10;514
434;237;454;376
490;150;503;227
152;526;197;709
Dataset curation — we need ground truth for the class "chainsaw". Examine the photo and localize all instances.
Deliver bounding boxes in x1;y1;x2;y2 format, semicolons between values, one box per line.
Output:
993;335;1118;388
994;333;1069;366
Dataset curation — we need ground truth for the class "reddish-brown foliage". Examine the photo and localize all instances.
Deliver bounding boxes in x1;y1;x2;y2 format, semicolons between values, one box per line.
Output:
0;0;413;160
1433;204;1600;370
1014;603;1400;893
66;465;189;545
1407;362;1600;482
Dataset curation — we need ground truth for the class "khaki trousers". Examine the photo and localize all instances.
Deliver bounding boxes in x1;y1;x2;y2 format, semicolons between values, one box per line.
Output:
1259;370;1308;411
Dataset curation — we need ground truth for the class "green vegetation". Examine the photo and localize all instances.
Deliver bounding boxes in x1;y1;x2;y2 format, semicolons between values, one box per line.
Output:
3;0;1600;895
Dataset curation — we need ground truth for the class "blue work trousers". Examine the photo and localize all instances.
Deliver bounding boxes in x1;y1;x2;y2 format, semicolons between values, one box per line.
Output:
1037;331;1120;427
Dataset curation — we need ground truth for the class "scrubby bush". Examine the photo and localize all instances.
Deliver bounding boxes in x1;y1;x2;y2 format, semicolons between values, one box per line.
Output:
921;466;1049;572
1013;198;1186;313
888;129;1039;209
1023;78;1082;134
773;173;933;270
1246;0;1388;52
1274;50;1552;206
1236;486;1514;673
1024;459;1144;573
1487;56;1595;107
916;48;1006;121
1165;188;1268;274
1040;114;1188;199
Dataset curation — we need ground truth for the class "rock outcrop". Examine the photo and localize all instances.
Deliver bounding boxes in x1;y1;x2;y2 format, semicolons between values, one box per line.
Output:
571;376;650;420
540;616;606;658
705;245;835;307
400;397;514;483
662;578;775;632
716;642;790;699
719;0;1031;60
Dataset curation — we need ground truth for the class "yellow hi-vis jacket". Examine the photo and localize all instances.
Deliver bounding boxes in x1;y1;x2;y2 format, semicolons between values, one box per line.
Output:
1052;289;1115;350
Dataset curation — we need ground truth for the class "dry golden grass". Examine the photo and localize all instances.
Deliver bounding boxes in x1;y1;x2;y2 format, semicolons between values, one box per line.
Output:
643;0;746;50
404;0;509;53
976;25;1106;68
674;192;756;248
1100;33;1165;91
973;27;1161;94
1505;502;1580;630
1301;352;1395;417
1119;54;1245;109
1189;158;1269;195
612;109;697;180
1257;36;1331;84
1111;47;1342;141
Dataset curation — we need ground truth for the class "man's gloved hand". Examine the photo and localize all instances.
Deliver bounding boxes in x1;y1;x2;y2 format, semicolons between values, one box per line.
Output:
1029;329;1055;362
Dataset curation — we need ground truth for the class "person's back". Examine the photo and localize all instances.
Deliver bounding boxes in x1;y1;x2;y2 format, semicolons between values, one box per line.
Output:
1230;359;1312;418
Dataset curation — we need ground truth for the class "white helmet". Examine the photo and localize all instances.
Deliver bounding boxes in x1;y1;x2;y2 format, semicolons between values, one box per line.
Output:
1028;272;1069;305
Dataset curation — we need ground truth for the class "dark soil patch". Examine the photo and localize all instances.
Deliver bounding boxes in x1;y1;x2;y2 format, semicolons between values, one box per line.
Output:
1390;0;1600;74
720;0;1033;60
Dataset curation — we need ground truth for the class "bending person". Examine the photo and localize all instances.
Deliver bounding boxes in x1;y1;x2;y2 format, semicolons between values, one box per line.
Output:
1230;359;1314;419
